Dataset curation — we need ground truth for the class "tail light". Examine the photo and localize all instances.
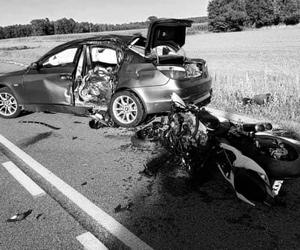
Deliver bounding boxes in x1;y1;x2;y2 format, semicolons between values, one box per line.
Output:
157;66;186;80
199;62;208;78
157;62;209;80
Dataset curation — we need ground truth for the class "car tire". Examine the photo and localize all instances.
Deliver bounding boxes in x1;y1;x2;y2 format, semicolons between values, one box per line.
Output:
109;91;144;127
0;87;21;118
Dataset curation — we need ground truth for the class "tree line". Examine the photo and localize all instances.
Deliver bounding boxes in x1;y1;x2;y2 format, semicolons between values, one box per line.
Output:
0;16;207;40
208;0;300;32
0;18;147;39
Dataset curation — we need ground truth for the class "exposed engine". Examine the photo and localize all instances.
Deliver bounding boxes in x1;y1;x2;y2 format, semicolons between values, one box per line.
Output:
77;66;114;106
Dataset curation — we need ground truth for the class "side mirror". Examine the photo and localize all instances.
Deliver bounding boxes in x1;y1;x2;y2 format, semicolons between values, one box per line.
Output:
29;62;41;70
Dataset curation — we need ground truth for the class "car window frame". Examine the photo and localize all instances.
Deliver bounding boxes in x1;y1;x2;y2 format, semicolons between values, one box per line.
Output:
40;46;80;68
88;45;120;66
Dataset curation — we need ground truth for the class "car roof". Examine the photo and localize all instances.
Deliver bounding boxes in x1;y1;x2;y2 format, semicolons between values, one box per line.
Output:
68;34;137;45
39;34;140;61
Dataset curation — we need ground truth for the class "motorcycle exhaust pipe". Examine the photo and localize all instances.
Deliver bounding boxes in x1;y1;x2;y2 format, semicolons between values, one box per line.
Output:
242;123;273;132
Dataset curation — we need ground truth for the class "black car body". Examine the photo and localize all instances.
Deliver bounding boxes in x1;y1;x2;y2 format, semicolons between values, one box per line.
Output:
0;19;212;127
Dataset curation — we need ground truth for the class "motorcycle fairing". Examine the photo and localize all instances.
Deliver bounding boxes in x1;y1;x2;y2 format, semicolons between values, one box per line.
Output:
218;143;275;206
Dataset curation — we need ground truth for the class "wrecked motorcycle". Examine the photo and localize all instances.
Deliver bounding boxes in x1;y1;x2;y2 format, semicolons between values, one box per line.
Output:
136;93;300;206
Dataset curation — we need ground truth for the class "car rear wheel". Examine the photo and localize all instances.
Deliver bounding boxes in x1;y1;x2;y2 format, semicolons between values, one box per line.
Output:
0;87;21;118
109;91;144;127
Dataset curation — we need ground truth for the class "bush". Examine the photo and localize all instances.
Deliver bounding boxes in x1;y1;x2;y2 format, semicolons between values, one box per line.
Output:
208;0;300;32
284;13;300;25
208;0;247;32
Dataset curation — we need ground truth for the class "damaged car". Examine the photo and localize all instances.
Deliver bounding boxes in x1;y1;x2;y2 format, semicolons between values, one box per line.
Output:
0;19;212;127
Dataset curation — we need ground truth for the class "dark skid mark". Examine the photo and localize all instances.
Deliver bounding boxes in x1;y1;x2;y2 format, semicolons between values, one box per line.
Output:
20;131;53;147
19;120;61;130
73;121;83;124
7;209;33;222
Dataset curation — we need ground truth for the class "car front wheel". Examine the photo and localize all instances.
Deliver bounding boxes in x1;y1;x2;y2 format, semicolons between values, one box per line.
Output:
109;91;144;127
0;87;21;118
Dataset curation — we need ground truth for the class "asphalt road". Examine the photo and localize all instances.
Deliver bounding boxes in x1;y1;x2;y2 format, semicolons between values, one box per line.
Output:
1;63;300;249
1;111;300;250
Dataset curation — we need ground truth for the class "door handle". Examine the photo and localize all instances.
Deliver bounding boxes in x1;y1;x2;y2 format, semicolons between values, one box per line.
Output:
60;74;72;80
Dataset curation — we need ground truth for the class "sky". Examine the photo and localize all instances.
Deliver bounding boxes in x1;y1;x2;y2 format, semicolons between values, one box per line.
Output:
0;0;209;26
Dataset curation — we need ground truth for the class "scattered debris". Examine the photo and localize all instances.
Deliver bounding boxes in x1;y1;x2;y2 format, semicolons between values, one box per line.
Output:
19;121;61;130
242;93;272;106
36;213;43;220
114;202;133;213
89;112;115;129
7;209;33;222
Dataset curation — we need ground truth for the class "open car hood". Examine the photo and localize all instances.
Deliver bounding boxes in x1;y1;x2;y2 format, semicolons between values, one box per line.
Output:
145;18;193;55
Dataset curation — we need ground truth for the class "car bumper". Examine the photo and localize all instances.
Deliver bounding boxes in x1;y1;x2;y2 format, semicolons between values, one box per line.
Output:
133;75;212;114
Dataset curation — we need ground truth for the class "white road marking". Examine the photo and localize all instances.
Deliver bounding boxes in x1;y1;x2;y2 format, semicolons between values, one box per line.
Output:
77;232;108;250
2;161;46;198
0;134;153;250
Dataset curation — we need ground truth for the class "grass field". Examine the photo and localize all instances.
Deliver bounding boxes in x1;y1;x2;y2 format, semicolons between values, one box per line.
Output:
0;25;299;136
186;25;300;137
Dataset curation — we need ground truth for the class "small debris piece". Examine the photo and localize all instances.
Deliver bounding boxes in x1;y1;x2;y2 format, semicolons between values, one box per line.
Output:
72;136;78;140
242;93;272;106
7;209;33;222
81;181;87;186
114;202;134;213
114;204;122;213
36;213;43;220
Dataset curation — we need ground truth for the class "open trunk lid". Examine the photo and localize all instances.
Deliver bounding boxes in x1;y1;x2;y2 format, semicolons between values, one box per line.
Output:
145;19;193;55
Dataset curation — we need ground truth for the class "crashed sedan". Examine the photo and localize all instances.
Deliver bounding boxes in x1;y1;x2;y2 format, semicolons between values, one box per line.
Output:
0;19;212;127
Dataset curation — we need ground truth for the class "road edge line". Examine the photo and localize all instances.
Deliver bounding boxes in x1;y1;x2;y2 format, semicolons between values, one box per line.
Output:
2;161;46;198
0;134;153;250
77;232;108;250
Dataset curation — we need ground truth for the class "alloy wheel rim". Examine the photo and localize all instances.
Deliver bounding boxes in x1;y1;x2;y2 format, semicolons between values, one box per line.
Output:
0;92;18;116
113;95;137;124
